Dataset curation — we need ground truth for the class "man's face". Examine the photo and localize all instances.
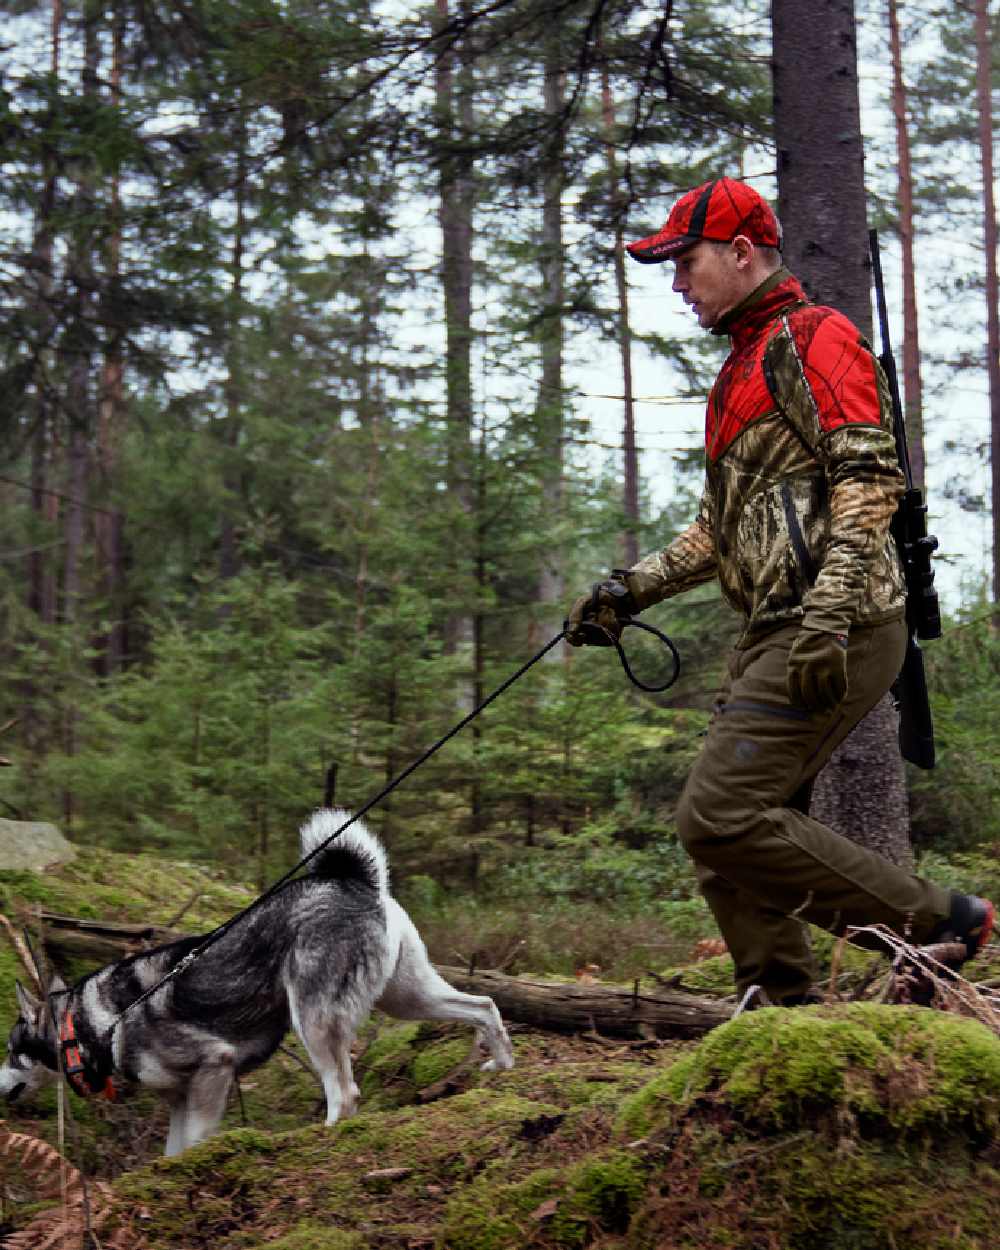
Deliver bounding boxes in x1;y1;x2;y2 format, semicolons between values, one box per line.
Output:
670;240;743;329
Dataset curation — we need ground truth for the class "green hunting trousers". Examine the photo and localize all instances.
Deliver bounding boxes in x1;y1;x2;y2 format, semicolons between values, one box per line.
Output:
675;617;951;1002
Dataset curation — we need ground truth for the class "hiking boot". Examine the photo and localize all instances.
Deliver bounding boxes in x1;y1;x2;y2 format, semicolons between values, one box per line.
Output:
733;986;823;1016
928;892;996;965
776;989;825;1008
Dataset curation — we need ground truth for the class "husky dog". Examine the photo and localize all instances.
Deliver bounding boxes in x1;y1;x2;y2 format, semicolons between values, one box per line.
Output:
0;810;514;1156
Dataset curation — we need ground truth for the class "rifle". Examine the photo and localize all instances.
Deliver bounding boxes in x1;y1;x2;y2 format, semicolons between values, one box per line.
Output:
869;229;941;769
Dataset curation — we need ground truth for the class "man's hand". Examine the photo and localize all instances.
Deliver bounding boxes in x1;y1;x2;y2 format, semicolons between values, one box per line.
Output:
565;573;636;647
787;626;849;713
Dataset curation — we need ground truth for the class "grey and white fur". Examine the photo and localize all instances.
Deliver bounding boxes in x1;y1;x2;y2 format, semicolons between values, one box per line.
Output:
0;809;514;1155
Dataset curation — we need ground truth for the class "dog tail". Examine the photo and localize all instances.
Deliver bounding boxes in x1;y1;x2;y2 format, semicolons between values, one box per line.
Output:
299;808;389;896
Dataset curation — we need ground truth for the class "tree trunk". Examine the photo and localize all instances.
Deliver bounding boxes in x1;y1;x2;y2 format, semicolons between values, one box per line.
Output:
27;0;63;636
974;0;1000;609
771;0;912;868
771;0;870;333
61;0;103;829
533;35;567;642
887;0;925;493
807;694;912;869
94;0;127;673
601;51;639;569
439;965;731;1039
435;0;475;664
220;104;248;585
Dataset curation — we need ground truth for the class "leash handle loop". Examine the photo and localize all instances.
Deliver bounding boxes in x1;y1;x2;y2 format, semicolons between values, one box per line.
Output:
574;617;682;693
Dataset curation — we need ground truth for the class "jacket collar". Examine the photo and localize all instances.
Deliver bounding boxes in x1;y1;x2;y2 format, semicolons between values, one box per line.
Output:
712;267;809;347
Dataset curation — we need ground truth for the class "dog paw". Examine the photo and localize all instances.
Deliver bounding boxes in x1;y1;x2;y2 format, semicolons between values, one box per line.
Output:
481;1053;515;1073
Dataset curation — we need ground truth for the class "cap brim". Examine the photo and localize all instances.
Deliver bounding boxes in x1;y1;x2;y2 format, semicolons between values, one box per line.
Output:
625;233;699;264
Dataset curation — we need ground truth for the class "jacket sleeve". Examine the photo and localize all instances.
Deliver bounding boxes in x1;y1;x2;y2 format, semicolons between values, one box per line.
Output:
780;310;905;634
626;481;718;610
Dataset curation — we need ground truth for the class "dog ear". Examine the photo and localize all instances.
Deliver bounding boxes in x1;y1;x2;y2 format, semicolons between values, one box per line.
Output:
48;973;67;995
15;979;40;1021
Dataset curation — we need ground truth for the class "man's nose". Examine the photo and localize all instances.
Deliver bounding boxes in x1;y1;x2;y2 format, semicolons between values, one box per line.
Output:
671;271;684;293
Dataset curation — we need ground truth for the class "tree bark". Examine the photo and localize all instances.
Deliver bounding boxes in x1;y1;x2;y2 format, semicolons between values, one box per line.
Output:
771;0;871;333
439;965;731;1039
220;102;248;586
771;0;912;868
435;0;476;662
807;695;912;869
974;0;1000;610
601;48;639;570
27;0;63;633
94;0;127;674
887;0;925;493
533;34;568;640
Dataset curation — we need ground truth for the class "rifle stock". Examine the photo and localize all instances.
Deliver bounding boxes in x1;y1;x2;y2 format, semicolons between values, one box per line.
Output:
893;635;935;770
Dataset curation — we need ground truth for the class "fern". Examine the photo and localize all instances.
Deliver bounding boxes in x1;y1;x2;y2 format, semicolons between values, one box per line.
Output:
0;1123;133;1250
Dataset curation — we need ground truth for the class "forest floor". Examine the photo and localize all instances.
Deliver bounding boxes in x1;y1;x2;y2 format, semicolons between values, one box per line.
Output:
2;842;1000;1249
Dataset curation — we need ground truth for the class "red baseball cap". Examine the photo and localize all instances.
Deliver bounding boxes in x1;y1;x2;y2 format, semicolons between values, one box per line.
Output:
626;178;782;264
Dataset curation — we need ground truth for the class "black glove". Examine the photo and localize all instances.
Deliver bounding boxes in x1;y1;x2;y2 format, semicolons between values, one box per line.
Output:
565;572;636;647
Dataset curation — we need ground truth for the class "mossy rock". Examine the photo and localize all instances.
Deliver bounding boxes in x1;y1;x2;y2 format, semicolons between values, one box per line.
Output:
618;1003;1000;1250
619;1003;1000;1140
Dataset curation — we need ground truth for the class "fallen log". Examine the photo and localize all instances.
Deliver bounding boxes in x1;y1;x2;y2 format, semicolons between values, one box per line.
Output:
23;910;180;965
436;965;732;1040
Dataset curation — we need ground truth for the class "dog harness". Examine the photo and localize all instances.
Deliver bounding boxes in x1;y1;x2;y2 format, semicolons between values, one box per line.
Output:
59;1009;116;1100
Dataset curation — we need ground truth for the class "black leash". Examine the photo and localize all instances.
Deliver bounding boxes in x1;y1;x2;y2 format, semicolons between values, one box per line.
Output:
576;617;681;693
100;619;680;1040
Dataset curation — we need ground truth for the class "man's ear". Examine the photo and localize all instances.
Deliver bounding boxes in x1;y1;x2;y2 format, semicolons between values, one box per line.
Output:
731;234;755;267
15;979;40;1021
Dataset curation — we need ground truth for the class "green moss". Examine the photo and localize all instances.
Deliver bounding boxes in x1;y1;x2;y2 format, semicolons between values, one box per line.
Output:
627;1130;1000;1250
552;1150;647;1246
0;942;22;1037
0;849;253;933
254;1224;364;1250
439;1150;647;1249
618;1004;1000;1141
411;1037;470;1089
499;1057;657;1112
357;1021;490;1111
439;1195;538;1249
109;1091;568;1248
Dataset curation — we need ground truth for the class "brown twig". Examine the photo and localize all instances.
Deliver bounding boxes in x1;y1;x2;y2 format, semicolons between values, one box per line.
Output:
0;912;43;991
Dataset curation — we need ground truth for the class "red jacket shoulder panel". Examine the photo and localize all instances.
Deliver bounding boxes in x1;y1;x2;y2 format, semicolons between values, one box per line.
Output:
785;306;883;435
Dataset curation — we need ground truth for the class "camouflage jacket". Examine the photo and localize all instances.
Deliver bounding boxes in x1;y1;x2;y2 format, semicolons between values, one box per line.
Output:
628;269;907;647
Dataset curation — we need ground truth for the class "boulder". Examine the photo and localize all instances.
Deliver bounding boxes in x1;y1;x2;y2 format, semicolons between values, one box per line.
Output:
0;818;76;871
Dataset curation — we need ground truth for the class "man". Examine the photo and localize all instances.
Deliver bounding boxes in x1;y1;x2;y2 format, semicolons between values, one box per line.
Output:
567;177;993;1007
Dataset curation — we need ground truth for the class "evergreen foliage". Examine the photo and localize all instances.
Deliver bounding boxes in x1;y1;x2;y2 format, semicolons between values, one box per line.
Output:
0;0;995;891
